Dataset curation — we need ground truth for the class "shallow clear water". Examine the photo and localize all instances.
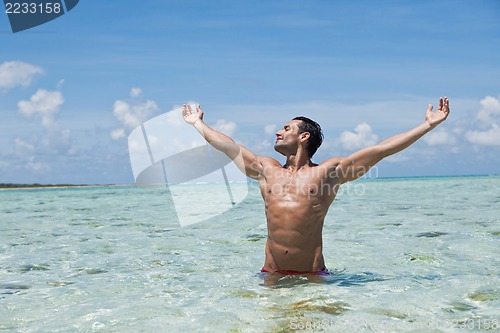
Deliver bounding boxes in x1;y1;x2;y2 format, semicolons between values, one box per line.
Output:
1;176;499;332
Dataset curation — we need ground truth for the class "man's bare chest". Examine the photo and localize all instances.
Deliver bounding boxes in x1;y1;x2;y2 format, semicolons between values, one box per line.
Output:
260;168;338;199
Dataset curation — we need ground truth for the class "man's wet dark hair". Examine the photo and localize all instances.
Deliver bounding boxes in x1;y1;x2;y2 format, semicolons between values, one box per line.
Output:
293;116;323;158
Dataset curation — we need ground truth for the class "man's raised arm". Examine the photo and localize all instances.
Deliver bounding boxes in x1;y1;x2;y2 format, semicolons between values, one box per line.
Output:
334;97;450;183
182;104;266;180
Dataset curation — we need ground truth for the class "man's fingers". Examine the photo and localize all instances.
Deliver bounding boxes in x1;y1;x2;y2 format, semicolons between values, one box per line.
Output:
183;104;194;114
427;103;433;112
182;103;203;122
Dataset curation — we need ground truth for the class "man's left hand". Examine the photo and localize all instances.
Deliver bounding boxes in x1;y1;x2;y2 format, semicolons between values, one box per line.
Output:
426;97;450;127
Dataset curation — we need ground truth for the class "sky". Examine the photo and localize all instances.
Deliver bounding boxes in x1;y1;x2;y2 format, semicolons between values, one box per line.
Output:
1;0;500;184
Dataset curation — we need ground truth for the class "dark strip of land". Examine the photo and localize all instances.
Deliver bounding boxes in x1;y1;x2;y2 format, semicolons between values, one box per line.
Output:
0;183;98;189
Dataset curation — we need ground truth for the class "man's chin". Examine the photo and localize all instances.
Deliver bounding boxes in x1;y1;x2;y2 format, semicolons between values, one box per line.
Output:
274;144;286;155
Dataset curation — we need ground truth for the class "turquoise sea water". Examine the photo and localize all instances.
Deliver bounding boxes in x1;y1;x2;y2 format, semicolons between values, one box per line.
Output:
1;176;499;332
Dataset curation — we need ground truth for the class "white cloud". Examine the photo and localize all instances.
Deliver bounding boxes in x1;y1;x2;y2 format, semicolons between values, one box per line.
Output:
113;100;157;130
12;138;47;173
465;123;500;146
254;139;273;153
130;87;142;98
463;95;500;146
111;128;125;140
0;61;43;90
477;95;500;124
15;89;73;172
264;124;277;135
212;119;237;136
14;138;34;156
26;161;50;172
339;123;378;150
423;129;456;146
111;88;159;140
18;89;64;129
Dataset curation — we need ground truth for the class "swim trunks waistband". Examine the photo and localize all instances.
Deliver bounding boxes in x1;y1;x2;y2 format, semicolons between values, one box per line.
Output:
260;267;329;276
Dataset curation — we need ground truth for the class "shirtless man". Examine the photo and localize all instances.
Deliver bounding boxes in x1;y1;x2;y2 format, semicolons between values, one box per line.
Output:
182;97;450;274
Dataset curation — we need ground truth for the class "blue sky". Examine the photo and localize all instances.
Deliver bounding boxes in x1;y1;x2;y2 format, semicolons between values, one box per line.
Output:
1;0;499;184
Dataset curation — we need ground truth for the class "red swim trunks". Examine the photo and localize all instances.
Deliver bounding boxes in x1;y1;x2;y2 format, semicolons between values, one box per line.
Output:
260;267;329;276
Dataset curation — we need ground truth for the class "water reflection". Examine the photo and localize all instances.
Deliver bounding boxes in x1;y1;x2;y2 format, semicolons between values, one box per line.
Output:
259;269;390;288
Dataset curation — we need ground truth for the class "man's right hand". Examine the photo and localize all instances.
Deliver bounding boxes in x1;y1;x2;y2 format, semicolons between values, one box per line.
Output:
182;104;204;125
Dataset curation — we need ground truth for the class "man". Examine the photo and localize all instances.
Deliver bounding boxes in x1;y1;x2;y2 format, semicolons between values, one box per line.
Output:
182;97;450;275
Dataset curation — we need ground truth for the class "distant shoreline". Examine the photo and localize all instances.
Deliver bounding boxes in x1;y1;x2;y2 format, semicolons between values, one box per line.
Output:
0;174;497;190
0;183;126;190
359;173;498;181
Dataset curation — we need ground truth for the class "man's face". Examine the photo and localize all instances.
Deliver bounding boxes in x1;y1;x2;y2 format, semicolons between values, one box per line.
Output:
274;120;302;156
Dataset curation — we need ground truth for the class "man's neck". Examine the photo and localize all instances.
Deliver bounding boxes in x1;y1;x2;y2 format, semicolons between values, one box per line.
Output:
284;150;311;172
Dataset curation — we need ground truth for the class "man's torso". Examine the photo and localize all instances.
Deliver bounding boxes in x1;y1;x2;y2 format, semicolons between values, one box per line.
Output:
258;160;341;272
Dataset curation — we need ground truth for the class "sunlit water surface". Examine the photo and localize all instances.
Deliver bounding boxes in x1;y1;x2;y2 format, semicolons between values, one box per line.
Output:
1;176;499;332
